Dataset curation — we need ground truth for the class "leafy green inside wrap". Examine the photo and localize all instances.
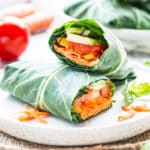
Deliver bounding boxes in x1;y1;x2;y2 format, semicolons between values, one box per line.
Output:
122;80;150;106
64;19;108;45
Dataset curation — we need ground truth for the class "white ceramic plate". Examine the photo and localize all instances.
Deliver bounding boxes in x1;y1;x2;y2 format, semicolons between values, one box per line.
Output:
0;30;150;146
108;28;150;54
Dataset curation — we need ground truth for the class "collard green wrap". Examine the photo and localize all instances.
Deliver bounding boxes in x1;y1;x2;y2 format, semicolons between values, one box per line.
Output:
121;0;150;13
48;19;135;80
64;0;150;29
0;61;115;123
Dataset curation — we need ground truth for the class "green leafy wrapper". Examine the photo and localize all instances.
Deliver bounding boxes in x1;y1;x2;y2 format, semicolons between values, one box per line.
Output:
64;0;150;29
0;61;115;123
121;0;150;13
48;19;135;80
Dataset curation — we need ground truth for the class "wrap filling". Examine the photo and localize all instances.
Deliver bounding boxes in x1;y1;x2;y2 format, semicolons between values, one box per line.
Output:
72;80;115;120
54;27;107;67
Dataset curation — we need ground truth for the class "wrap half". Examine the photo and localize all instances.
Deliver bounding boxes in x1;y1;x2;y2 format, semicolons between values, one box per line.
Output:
48;19;135;80
0;61;115;123
121;0;150;13
64;0;150;29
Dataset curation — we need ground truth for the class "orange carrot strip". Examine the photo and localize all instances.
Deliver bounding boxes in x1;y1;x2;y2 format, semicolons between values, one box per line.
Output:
35;112;49;117
131;104;150;112
118;104;150;122
36;117;48;124
22;12;54;34
121;106;131;112
24;104;30;109
118;111;136;121
17;104;50;124
18;114;34;122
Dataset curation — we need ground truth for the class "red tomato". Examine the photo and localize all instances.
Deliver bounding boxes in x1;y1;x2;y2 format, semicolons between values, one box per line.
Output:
83;90;100;101
0;17;29;61
100;86;110;98
69;41;104;55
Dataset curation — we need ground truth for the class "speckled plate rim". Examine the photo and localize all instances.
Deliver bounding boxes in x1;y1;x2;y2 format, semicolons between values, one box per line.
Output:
0;111;150;146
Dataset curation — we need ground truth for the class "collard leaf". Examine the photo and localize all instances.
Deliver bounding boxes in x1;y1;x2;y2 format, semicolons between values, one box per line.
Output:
0;61;115;123
121;0;150;13
65;0;150;29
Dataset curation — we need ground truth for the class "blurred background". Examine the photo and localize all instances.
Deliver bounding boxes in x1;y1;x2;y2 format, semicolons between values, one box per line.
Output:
0;0;149;67
0;0;66;13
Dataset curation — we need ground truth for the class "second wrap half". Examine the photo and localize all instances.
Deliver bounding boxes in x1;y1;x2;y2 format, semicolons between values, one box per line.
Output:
49;19;135;80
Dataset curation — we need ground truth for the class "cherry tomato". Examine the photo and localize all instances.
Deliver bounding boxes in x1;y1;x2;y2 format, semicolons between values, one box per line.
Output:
69;41;104;56
0;17;29;61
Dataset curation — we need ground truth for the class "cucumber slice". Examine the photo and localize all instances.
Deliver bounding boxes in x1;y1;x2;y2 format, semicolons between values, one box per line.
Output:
81;30;91;36
66;27;84;34
66;27;92;36
66;33;100;45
